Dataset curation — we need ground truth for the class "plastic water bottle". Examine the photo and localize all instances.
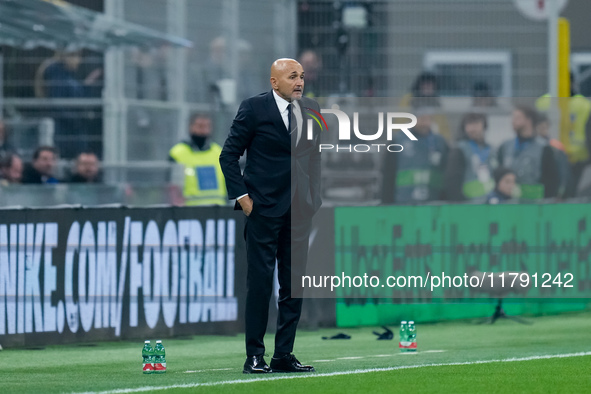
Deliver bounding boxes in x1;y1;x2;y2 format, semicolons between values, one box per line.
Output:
154;340;167;374
142;340;155;374
399;321;409;352
407;321;417;352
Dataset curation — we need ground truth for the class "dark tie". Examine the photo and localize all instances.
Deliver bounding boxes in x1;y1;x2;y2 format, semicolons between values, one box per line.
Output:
287;103;297;135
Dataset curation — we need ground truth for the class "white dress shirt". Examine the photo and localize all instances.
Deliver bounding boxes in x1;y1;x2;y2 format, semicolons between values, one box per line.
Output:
272;90;302;145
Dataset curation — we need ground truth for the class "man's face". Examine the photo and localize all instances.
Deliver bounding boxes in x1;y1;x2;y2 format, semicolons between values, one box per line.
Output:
536;120;550;139
190;117;212;137
76;153;99;180
4;156;22;182
512;109;534;138
210;37;225;64
271;61;305;101
419;81;436;96
64;52;82;71
464;120;486;142
498;173;516;197
33;150;56;176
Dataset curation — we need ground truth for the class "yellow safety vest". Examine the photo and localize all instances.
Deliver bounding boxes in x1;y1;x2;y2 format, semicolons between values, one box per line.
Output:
536;94;591;163
169;142;227;206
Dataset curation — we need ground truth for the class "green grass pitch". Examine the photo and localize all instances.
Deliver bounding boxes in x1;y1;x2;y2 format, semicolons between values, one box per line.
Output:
4;312;591;393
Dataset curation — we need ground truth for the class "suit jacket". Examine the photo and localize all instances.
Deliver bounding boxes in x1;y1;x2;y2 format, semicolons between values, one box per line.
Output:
220;90;322;218
21;163;59;184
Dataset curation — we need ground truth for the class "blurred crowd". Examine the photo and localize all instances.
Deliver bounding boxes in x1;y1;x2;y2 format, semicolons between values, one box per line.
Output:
0;138;102;186
1;47;590;207
382;103;584;205
380;71;591;205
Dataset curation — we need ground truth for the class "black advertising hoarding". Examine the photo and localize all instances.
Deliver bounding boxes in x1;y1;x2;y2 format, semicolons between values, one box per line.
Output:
0;206;246;348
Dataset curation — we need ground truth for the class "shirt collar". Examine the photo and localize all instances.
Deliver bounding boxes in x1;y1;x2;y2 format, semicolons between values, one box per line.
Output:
273;90;291;113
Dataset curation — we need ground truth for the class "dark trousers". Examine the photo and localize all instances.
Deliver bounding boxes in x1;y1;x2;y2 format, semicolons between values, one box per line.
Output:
243;204;311;357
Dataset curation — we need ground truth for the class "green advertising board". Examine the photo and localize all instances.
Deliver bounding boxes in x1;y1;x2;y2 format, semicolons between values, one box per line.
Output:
335;204;591;326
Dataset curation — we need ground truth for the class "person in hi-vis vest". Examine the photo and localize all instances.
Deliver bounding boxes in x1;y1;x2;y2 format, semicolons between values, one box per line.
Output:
169;113;227;206
536;76;591;198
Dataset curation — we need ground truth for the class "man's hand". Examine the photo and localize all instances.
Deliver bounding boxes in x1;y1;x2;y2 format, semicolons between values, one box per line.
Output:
238;195;254;216
84;68;103;85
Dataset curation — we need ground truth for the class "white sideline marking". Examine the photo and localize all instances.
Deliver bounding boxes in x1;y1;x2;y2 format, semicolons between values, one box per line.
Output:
183;368;233;373
312;360;334;363
337;356;364;360
422;350;446;353
74;351;591;394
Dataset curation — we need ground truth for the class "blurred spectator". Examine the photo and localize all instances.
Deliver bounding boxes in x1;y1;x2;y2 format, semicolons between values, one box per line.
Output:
235;39;261;101
496;105;559;200
298;49;323;98
203;36;227;102
0;153;23;185
129;45;169;101
472;81;496;108
536;76;591;198
400;72;451;140
67;152;102;183
194;37;260;105
400;72;440;107
0;120;15;157
444;113;494;201
36;50;103;159
382;107;448;204
21;146;59;184
38;51;102;98
535;113;571;198
486;167;517;204
169;113;227;206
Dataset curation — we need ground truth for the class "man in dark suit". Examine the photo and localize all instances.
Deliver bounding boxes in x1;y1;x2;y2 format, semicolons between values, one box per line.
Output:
21;146;60;184
220;58;322;374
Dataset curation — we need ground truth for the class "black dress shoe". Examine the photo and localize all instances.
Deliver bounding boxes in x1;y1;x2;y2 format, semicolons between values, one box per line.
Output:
243;355;272;374
270;354;315;373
